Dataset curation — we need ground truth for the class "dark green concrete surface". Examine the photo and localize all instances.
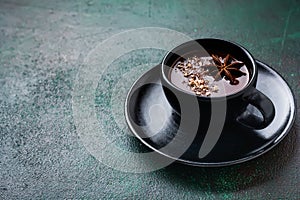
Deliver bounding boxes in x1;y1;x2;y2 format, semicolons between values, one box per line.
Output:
0;0;299;199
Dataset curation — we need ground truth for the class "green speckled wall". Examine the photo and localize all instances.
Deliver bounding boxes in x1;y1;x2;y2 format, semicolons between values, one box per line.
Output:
0;0;299;199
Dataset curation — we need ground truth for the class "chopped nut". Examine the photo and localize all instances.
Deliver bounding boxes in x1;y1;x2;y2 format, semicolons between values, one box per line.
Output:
188;81;195;86
212;85;219;92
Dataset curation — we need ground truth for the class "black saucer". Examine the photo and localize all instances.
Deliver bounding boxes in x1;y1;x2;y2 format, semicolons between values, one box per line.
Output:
125;60;296;167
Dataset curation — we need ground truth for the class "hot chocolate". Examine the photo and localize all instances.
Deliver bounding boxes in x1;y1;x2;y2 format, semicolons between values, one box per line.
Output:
169;54;249;97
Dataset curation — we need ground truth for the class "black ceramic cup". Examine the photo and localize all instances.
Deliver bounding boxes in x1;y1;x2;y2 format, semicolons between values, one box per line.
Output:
161;38;275;131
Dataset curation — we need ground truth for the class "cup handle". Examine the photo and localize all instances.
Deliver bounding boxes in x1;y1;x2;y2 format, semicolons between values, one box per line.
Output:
236;87;275;129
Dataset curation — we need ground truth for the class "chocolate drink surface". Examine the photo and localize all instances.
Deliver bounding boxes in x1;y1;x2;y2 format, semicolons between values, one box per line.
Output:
169;54;249;97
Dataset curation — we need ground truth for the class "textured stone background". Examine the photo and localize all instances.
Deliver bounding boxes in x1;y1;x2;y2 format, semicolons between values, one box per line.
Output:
0;0;299;199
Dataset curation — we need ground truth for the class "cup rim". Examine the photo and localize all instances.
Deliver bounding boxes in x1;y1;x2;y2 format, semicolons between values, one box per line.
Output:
161;38;258;101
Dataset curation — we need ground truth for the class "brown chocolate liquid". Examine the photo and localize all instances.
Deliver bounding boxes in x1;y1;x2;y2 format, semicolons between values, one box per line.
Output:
169;55;250;97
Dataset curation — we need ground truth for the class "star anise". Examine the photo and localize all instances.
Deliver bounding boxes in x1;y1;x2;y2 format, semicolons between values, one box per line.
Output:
211;54;246;85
